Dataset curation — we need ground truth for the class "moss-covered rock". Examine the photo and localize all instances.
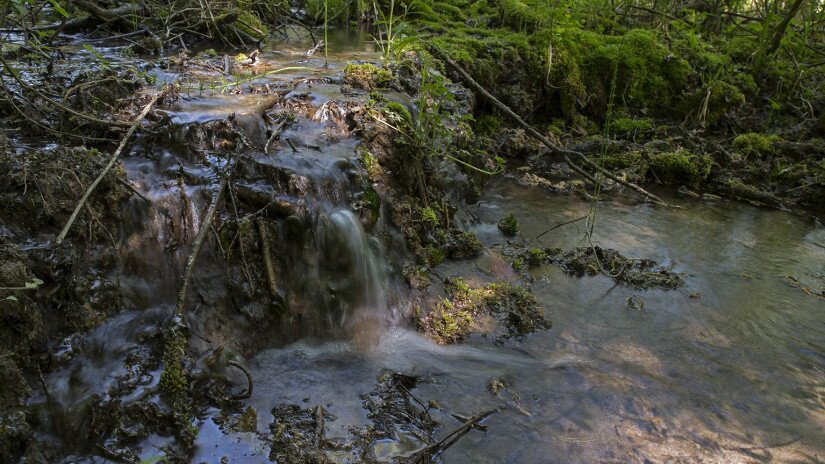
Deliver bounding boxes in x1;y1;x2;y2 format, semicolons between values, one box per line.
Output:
235;11;269;41
417;277;550;343
497;214;519;236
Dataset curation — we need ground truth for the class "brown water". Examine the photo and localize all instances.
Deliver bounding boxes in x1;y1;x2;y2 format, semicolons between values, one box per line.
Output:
20;29;825;463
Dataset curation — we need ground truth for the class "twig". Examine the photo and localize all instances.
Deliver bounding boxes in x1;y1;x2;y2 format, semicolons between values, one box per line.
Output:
55;92;163;245
264;120;286;154
285;137;298;152
564;155;598;185
255;218;280;303
175;179;227;316
407;408;498;462
537;214;590;238
116;177;151;203
427;45;672;207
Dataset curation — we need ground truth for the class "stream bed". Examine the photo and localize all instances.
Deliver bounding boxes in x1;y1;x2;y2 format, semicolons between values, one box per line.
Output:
230;178;825;463
4;29;825;464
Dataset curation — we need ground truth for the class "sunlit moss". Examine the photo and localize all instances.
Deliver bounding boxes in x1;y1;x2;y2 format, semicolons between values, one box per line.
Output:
344;63;393;90
732;132;780;158
649;149;712;184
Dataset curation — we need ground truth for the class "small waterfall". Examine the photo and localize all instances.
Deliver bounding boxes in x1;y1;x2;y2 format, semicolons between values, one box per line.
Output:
315;208;388;332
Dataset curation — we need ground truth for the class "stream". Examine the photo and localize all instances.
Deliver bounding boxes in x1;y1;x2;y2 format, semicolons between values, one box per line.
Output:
9;30;825;463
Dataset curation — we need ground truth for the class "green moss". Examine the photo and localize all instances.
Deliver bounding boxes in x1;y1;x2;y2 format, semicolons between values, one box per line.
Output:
597;150;643;171
344;63;393;90
548;118;566;136
680;81;745;126
497;214;519;236
474;114;503;135
732;132;781;158
421;245;446;267
235;11;268;41
649;149;712;184
447;230;483;259
417;277;550;343
159;325;197;450
420;206;439;225
383;101;413;127
526;247;547;267
608;117;653;136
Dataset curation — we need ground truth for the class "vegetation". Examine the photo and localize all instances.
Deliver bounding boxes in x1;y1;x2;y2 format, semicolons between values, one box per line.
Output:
0;0;824;462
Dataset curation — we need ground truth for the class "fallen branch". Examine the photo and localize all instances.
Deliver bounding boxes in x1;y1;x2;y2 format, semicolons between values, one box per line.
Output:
175;179;227;316
427;45;672;207
55;92;163;245
406;408;498;462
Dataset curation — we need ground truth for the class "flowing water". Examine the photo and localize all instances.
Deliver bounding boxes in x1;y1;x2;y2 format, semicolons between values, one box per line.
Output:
237;177;825;463
15;30;825;463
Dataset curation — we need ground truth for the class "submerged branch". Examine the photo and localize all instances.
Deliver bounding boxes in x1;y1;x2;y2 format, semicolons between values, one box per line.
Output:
175;178;227;316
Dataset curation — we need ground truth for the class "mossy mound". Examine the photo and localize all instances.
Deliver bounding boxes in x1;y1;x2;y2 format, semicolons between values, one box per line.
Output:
497;213;519;237
159;323;197;451
344;63;394;91
417;277;550;343
559;246;684;290
648;149;712;185
732;132;781;159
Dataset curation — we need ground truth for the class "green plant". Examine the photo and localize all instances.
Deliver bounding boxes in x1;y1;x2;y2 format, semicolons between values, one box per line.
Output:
649;150;712;184
732;132;781;158
421;206;439;225
497;214;519;236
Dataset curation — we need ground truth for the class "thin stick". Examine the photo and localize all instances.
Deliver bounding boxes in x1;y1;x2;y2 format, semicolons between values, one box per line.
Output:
175;179;227;316
285;137;298;152
314;405;325;448
116;178;152;203
409;408;497;461
256;218;279;301
55;93;162;245
427;45;671;207
537;214;591;239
